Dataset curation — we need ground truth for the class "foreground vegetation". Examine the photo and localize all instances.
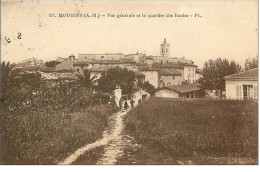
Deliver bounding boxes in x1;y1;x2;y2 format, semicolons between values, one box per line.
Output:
1;61;119;164
124;98;258;164
1;88;118;164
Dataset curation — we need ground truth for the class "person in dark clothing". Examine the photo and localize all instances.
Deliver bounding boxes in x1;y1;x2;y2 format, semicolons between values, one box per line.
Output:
124;101;129;110
119;98;123;110
130;99;135;108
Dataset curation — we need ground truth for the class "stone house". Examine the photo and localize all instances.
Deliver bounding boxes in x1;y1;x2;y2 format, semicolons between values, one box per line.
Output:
153;62;197;84
158;68;182;87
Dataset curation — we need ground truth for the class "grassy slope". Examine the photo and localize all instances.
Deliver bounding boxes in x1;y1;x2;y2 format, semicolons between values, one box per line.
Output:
123;98;258;165
1;104;118;165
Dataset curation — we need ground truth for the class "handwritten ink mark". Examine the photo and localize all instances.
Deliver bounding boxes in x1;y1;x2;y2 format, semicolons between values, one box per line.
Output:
18;32;22;39
5;37;11;43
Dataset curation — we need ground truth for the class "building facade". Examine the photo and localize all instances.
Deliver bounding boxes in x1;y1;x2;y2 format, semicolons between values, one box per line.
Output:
224;68;258;100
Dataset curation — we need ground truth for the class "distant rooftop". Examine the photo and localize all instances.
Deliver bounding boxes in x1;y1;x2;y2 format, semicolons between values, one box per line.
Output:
159;68;182;76
224;68;258;80
90;65;113;72
79;53;124;55
153;62;197;68
157;84;201;94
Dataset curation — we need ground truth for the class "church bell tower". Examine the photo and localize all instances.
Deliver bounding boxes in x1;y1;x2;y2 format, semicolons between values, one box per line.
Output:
160;38;170;57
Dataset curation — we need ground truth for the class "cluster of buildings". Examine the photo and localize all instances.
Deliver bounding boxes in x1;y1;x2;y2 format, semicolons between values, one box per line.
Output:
14;38;258;101
15;39;204;99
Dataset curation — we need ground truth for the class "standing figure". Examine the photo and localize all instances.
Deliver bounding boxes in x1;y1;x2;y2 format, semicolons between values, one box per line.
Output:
119;98;123;110
124;101;129;110
130;99;135;108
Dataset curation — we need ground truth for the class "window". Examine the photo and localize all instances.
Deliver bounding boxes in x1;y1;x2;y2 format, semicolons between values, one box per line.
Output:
167;82;171;86
243;85;253;100
166;49;167;52
172;76;175;80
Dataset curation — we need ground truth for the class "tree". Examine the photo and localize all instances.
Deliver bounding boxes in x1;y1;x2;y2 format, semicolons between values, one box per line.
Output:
98;67;135;95
75;69;98;89
137;81;155;95
1;61;21;100
244;57;258;71
75;69;98;105
45;60;61;67
200;58;242;99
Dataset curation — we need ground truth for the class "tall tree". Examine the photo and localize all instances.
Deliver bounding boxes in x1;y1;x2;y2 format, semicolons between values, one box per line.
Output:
75;69;98;105
200;58;242;99
244;57;258;71
98;67;135;95
1;61;21;100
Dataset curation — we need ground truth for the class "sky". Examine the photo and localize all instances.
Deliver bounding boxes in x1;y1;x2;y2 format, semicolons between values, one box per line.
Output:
1;0;258;68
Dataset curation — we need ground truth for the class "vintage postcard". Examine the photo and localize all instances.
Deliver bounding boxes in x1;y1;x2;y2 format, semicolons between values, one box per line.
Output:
0;0;258;165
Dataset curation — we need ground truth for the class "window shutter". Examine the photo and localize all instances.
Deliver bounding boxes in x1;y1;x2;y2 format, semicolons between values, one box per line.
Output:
236;85;242;100
239;85;242;100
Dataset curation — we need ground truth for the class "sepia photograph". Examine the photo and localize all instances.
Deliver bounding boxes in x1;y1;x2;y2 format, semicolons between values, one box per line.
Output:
0;0;258;166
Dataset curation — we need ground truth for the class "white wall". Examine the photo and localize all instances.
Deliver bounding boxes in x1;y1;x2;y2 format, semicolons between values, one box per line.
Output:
155;89;179;98
141;71;159;88
225;80;258;100
183;66;196;83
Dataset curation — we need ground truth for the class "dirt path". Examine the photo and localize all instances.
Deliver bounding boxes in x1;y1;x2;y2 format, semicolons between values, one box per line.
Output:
58;109;136;165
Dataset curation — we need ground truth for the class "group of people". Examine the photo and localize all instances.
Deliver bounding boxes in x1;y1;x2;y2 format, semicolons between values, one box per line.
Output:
119;98;135;110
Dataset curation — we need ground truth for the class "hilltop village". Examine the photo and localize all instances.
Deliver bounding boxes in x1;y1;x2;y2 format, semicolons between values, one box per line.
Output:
15;39;203;98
